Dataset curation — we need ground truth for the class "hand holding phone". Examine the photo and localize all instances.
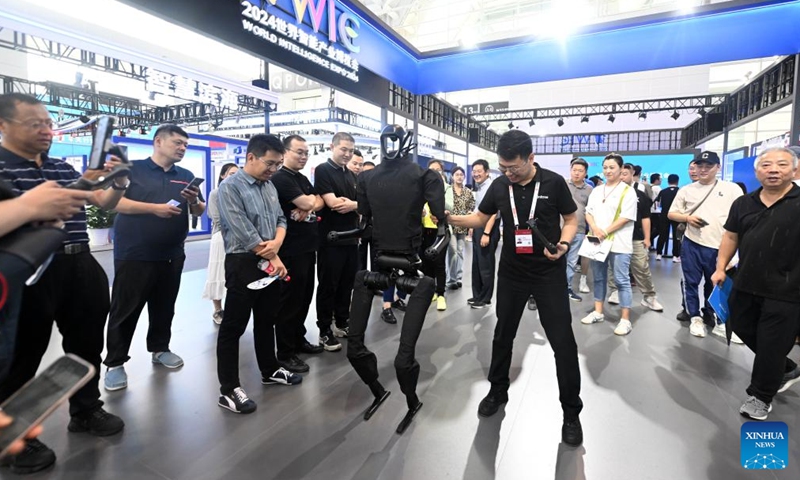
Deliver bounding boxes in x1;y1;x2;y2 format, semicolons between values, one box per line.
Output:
586;235;602;245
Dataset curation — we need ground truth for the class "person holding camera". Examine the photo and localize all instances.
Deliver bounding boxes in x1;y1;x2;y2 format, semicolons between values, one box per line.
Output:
668;152;742;339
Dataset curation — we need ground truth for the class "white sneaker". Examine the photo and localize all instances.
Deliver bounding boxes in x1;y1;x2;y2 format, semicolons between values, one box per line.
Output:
607;291;619;305
690;317;706;337
614;319;632;336
656;254;662;261
730;332;744;344
711;323;744;344
641;295;664;312
579;276;590;294
673;257;681;263
581;311;604;325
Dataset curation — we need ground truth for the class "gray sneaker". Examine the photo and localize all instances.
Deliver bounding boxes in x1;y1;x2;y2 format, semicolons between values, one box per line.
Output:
152;351;184;369
104;366;127;391
739;396;772;421
778;365;800;393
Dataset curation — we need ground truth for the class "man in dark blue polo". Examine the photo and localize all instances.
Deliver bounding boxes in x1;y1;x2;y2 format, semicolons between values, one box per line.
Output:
0;93;126;475
103;125;205;391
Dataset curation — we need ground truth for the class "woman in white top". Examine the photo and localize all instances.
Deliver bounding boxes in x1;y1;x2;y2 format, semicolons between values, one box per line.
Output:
581;154;638;335
202;163;238;324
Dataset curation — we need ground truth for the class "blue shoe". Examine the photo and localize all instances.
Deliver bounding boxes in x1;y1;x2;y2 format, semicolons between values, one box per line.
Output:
262;367;303;386
152;351;184;369
104;366;127;391
568;289;582;302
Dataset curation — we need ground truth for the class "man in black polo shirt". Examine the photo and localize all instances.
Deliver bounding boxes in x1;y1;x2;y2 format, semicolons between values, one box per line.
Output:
103;125;205;391
448;130;584;446
0;93;126;474
712;147;800;421
271;135;325;373
314;132;359;351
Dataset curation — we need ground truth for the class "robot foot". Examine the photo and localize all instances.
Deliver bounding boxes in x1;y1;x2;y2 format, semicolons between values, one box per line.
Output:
364;390;391;421
396;401;423;434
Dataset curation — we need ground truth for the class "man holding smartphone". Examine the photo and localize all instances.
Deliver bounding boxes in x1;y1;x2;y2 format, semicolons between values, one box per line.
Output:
668;151;742;339
103;125;205;391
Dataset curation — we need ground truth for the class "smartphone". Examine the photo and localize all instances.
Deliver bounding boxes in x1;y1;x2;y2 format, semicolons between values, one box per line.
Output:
586;235;602;245
0;355;95;458
697;218;709;227
166;199;181;207
183;178;204;192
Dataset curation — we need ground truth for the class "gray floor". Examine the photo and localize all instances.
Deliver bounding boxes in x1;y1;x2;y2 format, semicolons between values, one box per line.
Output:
10;240;800;480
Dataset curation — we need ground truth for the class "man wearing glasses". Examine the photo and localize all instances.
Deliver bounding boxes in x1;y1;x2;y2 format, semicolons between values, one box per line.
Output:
271;135;325;374
314;132;359;351
215;134;301;414
104;125;205;391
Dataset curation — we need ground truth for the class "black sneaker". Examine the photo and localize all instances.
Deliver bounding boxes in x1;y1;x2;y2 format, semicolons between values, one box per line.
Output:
67;407;124;436
218;387;256;414
332;322;350;338
527;296;538;311
467;297;476;305
279;355;310;373
299;339;324;355
319;330;342;352
778;365;800;393
263;367;303;386
0;439;56;474
471;301;487;309
478;390;508;417
457;282;462;289
676;310;690;322
562;418;583;446
391;299;407;312
567;289;582;302
447;283;459;291
381;308;398;324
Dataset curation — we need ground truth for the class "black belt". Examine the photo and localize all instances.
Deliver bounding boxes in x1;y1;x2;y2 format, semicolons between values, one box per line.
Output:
57;243;91;255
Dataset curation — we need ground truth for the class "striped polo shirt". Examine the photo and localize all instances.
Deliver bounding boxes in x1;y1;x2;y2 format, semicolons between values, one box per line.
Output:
0;146;88;246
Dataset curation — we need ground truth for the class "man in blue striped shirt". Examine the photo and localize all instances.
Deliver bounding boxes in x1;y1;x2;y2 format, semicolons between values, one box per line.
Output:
215;134;301;414
0;93;127;474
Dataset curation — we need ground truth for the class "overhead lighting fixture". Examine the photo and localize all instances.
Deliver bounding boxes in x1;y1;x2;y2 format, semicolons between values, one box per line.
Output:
528;118;535;127
638;112;647;122
671;110;681;120
607;114;616;124
580;115;589;123
508;122;515;130
697;107;706;118
677;0;695;14
557;118;564;127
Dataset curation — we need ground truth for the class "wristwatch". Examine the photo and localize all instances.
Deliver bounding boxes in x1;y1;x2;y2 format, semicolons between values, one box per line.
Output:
482;232;490;237
559;241;570;251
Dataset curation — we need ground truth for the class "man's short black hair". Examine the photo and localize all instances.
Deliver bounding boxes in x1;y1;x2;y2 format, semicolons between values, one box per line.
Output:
282;134;306;149
633;165;642;176
472;159;490;172
622;163;635;171
353;149;363;157
570;157;588;170
0;93;42;120
363;161;376;168
689;159;698;166
332;132;355;145
247;134;285;157
497;129;532;161
428;159;444;169
667;174;679;184
650;173;661;183
154;124;189;141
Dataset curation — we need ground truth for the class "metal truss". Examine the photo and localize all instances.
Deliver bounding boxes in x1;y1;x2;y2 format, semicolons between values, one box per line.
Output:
470;95;729;123
532;129;685;154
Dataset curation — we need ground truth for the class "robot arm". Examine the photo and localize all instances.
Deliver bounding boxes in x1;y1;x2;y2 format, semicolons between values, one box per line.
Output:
327;216;368;242
526;219;558;254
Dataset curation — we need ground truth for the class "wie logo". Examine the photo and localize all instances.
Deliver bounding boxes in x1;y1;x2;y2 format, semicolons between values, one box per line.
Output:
741;422;788;470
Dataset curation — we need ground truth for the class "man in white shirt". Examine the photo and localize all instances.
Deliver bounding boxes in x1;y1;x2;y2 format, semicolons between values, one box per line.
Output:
668;151;743;340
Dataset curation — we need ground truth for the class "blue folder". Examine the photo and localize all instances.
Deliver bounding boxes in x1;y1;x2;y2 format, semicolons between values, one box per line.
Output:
708;276;734;323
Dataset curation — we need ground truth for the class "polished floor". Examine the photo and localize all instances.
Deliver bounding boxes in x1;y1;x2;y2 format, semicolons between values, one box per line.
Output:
9;241;800;480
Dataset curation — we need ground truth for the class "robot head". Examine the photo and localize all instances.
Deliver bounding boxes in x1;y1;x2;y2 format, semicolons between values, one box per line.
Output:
380;124;414;161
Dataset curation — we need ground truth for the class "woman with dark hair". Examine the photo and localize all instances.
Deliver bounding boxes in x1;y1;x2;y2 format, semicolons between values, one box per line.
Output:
203;162;239;324
445;165;475;289
735;181;747;194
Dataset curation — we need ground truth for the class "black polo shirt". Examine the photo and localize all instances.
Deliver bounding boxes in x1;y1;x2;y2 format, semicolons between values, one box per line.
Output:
478;164;577;282
724;184;800;303
314;158;358;246
271;167;319;257
114;158;199;261
632;188;652;241
0;146;88;246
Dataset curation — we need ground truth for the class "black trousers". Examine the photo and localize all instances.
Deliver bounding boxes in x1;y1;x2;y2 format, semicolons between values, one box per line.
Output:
0;252;108;416
730;289;800;404
489;274;583;419
657;215;682;257
217;253;280;395
104;256;185;367
471;225;500;303
316;244;358;331
650;213;660;247
275;251;315;360
347;270;435;399
420;229;446;296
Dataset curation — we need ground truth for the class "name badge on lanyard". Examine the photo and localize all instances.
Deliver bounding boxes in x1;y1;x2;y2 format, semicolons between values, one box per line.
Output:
510;182;540;255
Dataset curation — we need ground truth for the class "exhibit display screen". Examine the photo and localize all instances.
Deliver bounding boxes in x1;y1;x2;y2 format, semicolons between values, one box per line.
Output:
583;153;696;187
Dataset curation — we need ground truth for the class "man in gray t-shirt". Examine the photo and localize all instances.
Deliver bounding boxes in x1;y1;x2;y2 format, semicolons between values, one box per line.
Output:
565;158;592;300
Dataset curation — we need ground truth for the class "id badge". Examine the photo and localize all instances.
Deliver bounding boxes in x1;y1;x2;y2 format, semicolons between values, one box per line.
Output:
515;229;534;254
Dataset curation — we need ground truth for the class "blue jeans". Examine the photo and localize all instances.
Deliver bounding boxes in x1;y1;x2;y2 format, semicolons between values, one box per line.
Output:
566;233;585;289
446;233;467;286
383;286;407;303
591;253;632;308
680;238;717;319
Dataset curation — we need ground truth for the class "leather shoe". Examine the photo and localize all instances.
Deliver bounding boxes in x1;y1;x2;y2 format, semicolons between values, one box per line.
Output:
381;308;397;324
299;340;324;354
562;417;583;446
279;355;310;373
478;390;508;417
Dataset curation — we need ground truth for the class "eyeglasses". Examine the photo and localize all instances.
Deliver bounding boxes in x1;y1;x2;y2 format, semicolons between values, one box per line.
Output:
287;149;309;158
498;164;526;174
258;157;283;170
4;118;54;131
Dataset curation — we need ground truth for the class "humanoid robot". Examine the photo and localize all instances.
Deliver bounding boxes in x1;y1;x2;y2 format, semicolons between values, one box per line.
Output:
328;124;448;434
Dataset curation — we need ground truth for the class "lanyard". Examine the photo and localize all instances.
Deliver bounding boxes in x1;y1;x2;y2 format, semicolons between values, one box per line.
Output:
508;182;541;228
